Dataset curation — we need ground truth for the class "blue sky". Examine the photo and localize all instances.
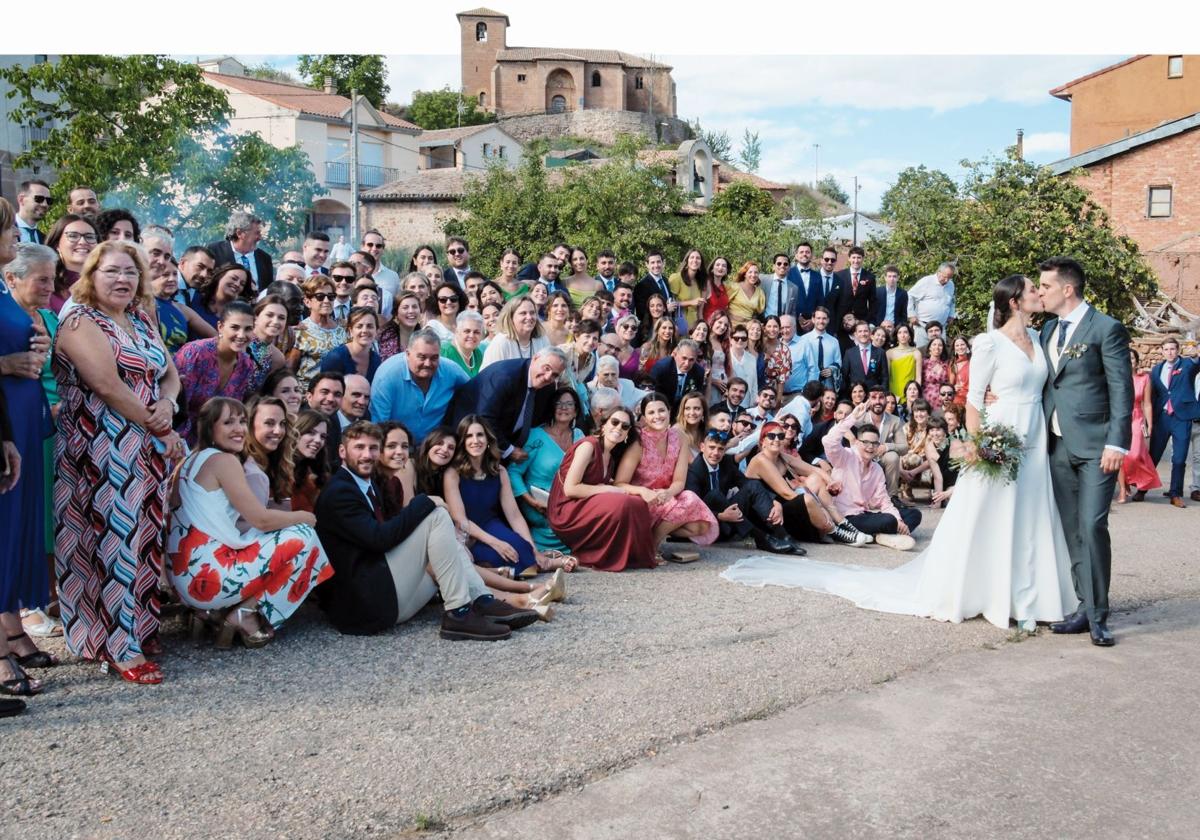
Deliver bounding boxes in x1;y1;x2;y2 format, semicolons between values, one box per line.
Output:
241;51;1118;212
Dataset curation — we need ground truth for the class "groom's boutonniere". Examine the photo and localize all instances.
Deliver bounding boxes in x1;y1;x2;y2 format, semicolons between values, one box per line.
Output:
1062;343;1089;360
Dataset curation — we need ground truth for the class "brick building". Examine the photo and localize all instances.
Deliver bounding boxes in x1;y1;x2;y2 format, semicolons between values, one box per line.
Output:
457;7;676;119
1049;56;1200;313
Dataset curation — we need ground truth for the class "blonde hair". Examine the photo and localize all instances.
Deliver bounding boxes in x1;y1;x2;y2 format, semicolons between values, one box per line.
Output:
496;294;545;342
71;240;154;312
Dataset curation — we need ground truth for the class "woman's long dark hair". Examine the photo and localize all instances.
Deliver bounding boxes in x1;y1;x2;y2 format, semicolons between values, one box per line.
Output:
293;409;331;490
45;213;99;299
594;405;639;472
415;426;456;496
992;274;1028;329
243;395;296;502
452;415;503;477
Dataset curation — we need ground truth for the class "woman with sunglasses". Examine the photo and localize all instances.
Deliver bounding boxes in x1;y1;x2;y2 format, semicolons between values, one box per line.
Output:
727;322;759;406
611;314;642;380
286;275;348;391
425;281;467;343
547;406;654;572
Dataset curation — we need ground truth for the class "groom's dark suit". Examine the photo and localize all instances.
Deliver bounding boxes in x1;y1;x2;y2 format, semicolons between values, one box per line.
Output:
1041;305;1132;631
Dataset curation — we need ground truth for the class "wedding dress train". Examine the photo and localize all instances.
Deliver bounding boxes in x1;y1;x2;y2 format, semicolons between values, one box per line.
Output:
722;329;1079;628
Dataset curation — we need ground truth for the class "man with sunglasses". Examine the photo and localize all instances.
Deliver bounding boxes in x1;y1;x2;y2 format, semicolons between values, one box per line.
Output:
686;430;804;554
822;402;921;550
361;230;400;299
443;237;473;287
328;262;359;323
764;253;799;319
15;179;51;243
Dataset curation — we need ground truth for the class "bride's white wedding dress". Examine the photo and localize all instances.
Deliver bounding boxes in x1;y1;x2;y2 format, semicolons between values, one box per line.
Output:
722;328;1079;628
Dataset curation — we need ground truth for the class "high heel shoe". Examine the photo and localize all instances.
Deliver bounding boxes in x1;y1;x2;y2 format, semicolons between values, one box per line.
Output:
532;569;566;607
188;609;223;643
533;603;555;622
214;608;272;650
100;656;162;685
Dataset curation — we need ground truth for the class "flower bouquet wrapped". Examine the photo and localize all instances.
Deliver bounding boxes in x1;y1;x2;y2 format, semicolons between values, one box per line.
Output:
951;414;1024;484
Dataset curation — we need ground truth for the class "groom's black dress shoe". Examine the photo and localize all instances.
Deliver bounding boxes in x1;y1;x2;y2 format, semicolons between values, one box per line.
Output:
1090;622;1115;647
1050;611;1089;634
754;530;806;556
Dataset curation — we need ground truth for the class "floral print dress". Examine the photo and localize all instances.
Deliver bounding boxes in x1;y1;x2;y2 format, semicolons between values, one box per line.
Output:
631;426;719;545
292;318;348;391
922;357;950;405
167;449;332;627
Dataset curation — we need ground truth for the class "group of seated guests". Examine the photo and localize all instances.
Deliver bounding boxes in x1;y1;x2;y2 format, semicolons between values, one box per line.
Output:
1;204;972;707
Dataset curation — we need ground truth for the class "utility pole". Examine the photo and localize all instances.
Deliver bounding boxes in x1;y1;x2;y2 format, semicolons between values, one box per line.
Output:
813;143;820;187
350;87;360;245
852;175;859;245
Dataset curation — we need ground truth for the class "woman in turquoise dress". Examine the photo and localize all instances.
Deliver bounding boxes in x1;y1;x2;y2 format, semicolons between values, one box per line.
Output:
508;387;584;560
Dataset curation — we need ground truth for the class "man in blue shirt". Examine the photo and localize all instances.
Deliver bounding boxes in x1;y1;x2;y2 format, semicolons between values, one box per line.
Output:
370;328;468;441
793;307;842;393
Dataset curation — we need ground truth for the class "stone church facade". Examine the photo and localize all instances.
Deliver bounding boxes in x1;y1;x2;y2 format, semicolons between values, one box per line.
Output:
457;7;676;119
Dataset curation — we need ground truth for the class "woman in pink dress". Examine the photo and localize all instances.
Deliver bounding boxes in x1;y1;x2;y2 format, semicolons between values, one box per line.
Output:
1118;347;1162;502
921;336;950;405
616;393;719;559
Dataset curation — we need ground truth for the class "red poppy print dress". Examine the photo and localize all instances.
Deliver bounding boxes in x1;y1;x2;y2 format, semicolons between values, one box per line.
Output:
167;449;332;626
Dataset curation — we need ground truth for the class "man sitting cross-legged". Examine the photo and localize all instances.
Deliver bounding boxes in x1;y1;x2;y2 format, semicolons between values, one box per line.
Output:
315;421;537;639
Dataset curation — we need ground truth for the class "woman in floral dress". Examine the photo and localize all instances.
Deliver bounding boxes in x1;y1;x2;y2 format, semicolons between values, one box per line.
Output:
286;275;347;390
616;393;719;558
921;336;950;405
174;301;257;445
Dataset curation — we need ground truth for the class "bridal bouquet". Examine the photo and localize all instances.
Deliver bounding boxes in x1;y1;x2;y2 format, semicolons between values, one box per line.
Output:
951;415;1024;485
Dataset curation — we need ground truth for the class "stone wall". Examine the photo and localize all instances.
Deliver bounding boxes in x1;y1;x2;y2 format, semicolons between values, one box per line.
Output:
361;200;463;250
498;109;690;147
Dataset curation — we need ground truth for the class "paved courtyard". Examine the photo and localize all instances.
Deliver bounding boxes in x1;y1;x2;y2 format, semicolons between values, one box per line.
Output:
2;471;1198;839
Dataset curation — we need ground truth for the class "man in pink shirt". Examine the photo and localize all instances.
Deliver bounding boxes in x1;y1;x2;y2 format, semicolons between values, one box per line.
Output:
822;402;922;550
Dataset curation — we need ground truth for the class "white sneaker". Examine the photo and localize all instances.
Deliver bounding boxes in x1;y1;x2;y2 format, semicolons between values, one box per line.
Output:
874;532;916;551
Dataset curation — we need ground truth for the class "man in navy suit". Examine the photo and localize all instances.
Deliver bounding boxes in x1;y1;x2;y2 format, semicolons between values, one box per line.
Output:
649;339;705;413
786;242;823;331
871;265;909;329
827;245;876;326
1149;337;1200;506
816;245;841;312
634;249;675;324
442;236;473;287
445;349;567;463
841;320;889;397
207;210;273;294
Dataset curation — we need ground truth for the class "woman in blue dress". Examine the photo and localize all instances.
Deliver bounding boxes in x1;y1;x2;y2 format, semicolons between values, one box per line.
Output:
0;214;56;697
507;387;582;564
443;414;539;578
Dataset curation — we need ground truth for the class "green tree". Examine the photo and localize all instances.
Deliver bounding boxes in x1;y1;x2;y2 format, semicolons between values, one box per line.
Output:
738;129;762;173
687;118;732;160
0;55;231;203
297;55;389;108
104;128;325;251
246;62;300;85
406;87;495;130
869;153;1157;334
709;180;775;221
816;174;849;205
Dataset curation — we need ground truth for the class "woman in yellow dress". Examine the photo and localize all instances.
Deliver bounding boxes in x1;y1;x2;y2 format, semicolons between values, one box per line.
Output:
886;323;922;401
667;248;706;331
726;261;765;325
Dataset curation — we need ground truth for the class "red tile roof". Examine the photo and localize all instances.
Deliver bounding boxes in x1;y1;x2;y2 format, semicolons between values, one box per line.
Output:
203;72;420;131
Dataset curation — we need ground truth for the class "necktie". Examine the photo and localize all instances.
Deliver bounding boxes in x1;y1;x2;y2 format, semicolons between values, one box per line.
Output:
817;336;825;372
676;374;686;400
238;253;251;273
823;274;831;297
852;271;860;294
1056;320;1071;354
1165;363;1175;415
709;468;719;492
777;278;786;313
335;302;349;321
514;387;535;441
367;485;383;523
861;346;869;375
657;277;669;300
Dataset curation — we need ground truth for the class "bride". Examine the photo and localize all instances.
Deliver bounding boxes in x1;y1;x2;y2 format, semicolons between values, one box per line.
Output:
723;275;1079;630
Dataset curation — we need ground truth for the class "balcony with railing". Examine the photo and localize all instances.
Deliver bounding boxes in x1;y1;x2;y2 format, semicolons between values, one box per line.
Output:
21;123;52;152
325;161;400;190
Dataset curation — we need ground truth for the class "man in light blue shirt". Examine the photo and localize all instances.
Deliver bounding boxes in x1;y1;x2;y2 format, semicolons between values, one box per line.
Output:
794;307;842;393
370;328;468;441
779;315;808;398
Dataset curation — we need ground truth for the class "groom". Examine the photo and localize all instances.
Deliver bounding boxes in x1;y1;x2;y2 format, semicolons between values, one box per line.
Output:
1038;257;1133;647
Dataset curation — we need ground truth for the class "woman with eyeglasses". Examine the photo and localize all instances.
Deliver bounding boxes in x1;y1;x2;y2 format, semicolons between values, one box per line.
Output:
378;291;423;362
495;248;530;300
54;241;185;684
319;306;382;383
548;406;654;571
669;248;707;331
286;275;348;392
425;281;467;343
481;295;549;369
174;300;258;446
45;214;99;313
702;256;732;323
191;264;250;332
543;290;573;347
727;322;759;406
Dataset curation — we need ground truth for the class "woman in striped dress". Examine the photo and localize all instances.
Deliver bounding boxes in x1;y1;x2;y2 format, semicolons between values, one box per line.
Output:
53;241;185;684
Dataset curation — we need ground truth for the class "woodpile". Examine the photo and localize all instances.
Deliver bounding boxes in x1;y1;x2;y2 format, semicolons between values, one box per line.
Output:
1129;294;1200;367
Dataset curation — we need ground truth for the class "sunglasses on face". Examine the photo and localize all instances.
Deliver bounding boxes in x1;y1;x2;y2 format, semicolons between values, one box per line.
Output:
310;292;335;301
32;195;52;205
332;275;356;283
764;432;787;441
607;418;632;431
437;295;459;304
822;257;836;262
447;248;466;256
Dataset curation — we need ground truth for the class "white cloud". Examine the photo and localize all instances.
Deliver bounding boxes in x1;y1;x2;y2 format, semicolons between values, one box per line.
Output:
383;56;462;104
1020;131;1070;157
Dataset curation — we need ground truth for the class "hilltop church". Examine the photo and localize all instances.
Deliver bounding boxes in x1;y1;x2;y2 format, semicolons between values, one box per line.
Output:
457;7;677;119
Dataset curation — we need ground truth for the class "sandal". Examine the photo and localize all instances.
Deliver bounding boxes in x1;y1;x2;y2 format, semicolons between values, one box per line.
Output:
214;608;272;650
1;654;43;696
101;657;163;685
537;550;578;573
20;607;62;638
6;633;59;669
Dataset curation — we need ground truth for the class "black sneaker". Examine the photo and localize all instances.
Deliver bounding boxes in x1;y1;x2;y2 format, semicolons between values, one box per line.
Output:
440;607;512;641
474;597;539;630
831;522;871;547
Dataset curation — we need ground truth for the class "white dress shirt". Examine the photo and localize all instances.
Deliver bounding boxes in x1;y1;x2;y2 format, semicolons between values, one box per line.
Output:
908;274;955;325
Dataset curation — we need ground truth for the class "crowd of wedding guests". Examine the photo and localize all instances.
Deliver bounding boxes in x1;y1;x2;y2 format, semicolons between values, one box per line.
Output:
2;183;1197;717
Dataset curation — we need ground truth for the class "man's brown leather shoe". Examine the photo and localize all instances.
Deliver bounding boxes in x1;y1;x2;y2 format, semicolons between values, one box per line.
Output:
1171;496;1187;508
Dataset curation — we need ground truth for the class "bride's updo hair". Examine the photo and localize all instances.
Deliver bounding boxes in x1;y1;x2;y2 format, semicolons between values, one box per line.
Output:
992;274;1028;329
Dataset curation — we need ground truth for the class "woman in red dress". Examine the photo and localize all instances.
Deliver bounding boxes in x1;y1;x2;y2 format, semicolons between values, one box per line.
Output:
1119;347;1162;503
548;406;655;572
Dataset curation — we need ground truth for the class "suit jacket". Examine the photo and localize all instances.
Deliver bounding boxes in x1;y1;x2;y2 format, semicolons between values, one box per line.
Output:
786;265;826;320
710;398;748;422
634;274;672;322
874;411;908;456
445;358;555;452
443;266;471;287
763;272;801;319
1149;357;1200;423
685;453;746;514
1040;308;1134;459
649;356;705;413
207;239;273;293
871;286;909;328
841;342;889;396
828;268;876;325
313;468;437;635
799;418;835;463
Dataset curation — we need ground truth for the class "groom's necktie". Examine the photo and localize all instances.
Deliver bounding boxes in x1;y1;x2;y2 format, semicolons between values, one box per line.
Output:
1056;320;1071;354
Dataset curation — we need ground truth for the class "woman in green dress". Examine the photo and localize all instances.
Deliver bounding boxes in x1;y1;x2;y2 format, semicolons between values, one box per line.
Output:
886;322;922;401
507;386;583;565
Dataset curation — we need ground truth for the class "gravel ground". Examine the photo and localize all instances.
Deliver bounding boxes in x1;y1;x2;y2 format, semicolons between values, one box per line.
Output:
2;485;1197;839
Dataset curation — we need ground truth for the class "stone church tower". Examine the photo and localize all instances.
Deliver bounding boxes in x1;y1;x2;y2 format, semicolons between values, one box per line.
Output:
457;8;508;113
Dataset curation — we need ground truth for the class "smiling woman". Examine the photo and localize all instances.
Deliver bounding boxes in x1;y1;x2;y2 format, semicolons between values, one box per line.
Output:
174;300;258;445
